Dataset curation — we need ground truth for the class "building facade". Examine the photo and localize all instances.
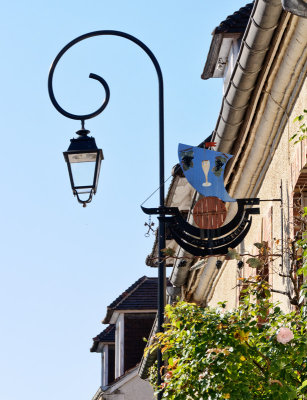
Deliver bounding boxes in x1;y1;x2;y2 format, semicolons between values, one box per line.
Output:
140;0;307;379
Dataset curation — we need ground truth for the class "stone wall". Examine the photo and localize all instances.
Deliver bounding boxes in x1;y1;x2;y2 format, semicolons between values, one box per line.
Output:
208;77;307;311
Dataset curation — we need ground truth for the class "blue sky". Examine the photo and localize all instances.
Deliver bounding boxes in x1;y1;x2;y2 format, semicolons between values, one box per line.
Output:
0;1;248;399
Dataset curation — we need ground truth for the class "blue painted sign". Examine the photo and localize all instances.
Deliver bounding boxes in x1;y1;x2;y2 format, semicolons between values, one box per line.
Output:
178;143;235;202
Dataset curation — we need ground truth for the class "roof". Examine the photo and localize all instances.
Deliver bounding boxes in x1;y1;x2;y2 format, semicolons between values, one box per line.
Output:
90;324;115;352
105;364;140;390
103;276;158;323
202;2;254;80
214;2;254;34
91;366;140;399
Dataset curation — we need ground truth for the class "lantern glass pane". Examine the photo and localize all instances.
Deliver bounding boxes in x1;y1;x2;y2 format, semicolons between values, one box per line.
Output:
70;160;96;189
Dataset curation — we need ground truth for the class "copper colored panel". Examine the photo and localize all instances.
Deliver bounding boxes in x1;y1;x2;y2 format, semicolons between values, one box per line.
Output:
193;196;227;229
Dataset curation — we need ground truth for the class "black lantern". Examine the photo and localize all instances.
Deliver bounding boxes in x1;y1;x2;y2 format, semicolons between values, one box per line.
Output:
63;129;103;207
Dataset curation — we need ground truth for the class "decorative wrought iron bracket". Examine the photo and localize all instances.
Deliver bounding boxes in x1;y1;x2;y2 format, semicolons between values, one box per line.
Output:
142;198;260;256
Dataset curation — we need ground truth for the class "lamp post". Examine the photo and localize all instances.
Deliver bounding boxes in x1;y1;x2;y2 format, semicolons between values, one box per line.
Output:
48;30;166;398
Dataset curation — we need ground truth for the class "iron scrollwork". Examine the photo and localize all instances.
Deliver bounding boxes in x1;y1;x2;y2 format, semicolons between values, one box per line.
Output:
142;198;260;257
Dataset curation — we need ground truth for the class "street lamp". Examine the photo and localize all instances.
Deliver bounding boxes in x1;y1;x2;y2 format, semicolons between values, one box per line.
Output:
48;64;110;207
48;30;166;399
63;128;103;207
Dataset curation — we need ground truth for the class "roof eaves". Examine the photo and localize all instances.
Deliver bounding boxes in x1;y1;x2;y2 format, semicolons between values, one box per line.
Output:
201;33;223;80
91;387;103;400
90;324;116;352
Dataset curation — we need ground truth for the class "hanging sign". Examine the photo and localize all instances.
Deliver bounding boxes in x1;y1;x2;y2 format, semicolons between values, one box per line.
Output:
142;142;259;257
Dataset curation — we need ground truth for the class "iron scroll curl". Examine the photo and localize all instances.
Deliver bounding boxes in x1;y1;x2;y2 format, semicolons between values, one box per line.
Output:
48;30;164;126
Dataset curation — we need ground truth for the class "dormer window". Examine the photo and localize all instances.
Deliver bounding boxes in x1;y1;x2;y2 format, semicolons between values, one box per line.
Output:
91;276;158;389
201;2;253;91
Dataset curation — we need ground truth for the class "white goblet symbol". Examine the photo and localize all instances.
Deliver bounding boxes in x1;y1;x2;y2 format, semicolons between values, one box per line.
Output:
202;160;212;187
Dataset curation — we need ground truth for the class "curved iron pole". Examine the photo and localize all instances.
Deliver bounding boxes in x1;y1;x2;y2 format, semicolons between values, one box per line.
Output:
48;30;166;396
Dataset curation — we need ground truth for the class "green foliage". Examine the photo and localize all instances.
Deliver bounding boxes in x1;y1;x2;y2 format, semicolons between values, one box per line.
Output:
295;234;307;309
162;247;176;257
225;248;241;260
148;281;307;399
246;257;263;268
290;110;307;144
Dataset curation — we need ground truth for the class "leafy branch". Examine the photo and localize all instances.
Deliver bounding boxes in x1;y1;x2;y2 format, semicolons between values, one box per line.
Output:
290;109;307;144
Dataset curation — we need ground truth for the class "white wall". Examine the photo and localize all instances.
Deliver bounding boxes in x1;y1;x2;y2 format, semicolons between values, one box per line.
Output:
115;313;124;378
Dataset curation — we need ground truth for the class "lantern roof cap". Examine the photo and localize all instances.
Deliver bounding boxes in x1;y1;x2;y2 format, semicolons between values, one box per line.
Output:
66;134;100;153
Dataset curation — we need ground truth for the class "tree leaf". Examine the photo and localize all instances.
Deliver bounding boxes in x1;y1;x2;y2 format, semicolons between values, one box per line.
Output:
246;258;262;268
298;380;307;392
226;248;240;260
